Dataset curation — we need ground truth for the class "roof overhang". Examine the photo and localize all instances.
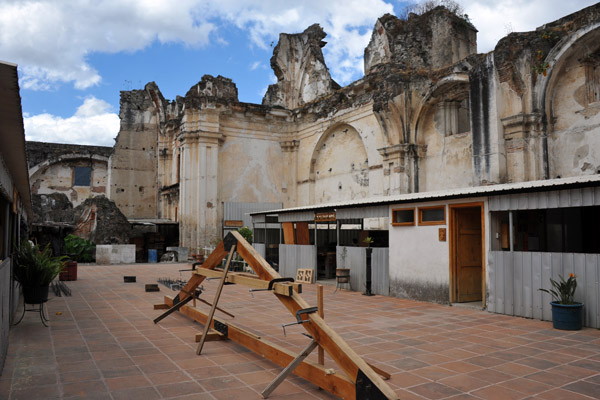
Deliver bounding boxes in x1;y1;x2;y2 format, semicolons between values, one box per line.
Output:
251;175;600;217
0;61;32;217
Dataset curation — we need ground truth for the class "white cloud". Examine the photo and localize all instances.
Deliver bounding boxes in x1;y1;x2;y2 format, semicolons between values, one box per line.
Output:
24;97;120;146
461;0;598;53
1;0;597;93
0;0;215;90
0;0;393;91
250;61;264;70
216;0;394;84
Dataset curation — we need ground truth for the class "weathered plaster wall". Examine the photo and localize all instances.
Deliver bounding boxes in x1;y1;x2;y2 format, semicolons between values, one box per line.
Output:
110;3;600;253
30;159;108;207
418;101;474;192
27;141;112;207
546;30;600;178
388;198;489;304
388;201;450;303
109;83;162;219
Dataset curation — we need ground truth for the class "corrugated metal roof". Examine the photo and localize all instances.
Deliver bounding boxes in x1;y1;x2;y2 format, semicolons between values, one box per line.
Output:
250;175;600;216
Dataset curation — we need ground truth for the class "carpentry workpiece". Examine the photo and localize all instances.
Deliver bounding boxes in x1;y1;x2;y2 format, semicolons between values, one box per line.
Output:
153;231;398;400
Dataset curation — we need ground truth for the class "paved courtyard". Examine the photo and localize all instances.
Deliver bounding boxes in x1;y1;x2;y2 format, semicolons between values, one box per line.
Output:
1;262;600;400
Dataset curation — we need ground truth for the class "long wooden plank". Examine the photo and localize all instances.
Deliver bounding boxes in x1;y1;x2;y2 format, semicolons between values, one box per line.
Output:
195;331;225;342
261;339;318;398
194;268;302;295
197;246;236;355
232;231;398;400
171;241;228;305
163;295;355;398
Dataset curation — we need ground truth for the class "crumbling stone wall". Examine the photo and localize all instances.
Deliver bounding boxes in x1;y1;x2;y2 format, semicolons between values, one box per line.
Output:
72;196;132;244
27;141;111;207
263;24;340;109
364;7;477;74
109;83;162;218
113;3;600;251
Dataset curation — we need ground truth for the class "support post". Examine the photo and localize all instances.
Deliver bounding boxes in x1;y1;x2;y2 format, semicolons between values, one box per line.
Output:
317;284;324;366
364;247;374;296
196;245;236;355
261;339;319;398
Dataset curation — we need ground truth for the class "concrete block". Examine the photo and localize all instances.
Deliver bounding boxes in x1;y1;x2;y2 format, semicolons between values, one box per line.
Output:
96;244;136;264
166;246;188;261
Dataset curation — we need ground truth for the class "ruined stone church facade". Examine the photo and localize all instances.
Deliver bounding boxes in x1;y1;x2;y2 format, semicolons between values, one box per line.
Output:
109;4;600;251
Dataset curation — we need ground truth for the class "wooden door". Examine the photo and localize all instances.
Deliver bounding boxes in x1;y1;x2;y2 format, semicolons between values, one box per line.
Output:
454;207;483;302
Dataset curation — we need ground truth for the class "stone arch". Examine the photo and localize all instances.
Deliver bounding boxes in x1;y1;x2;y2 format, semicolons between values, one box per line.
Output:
308;123;370;204
534;23;600;178
29;154;109;206
413;75;473;192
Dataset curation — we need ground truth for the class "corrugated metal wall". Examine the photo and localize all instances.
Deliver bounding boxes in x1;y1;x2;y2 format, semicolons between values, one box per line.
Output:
0;258;11;374
488;251;600;328
278;211;315;222
253;243;266;258
337;205;388;219
373;248;390;296
489;187;600;211
336;246;389;295
224;202;282;229
279;244;316;279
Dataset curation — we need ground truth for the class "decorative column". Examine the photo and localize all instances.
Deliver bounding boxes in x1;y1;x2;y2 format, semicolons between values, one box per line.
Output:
501;113;544;182
179;109;224;251
378;143;426;195
279;139;299;207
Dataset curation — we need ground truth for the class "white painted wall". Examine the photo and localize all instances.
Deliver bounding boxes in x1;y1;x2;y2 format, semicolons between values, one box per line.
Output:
388;197;489;302
388;202;450;286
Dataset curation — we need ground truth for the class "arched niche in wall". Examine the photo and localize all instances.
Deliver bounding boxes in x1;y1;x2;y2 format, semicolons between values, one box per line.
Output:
29;155;109;207
414;75;473;192
309;123;369;204
538;24;600;179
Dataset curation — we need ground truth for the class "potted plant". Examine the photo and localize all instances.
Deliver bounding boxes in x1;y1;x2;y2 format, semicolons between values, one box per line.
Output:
539;273;583;330
61;234;95;281
13;241;66;304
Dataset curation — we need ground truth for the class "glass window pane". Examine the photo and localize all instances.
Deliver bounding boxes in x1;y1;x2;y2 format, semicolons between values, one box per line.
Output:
74;167;91;186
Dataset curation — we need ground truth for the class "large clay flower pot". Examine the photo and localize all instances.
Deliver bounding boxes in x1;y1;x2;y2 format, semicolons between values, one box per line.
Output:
59;260;78;281
551;302;584;330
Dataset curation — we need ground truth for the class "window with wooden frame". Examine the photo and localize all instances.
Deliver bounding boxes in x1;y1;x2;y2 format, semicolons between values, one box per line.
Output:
391;208;415;226
418;205;446;225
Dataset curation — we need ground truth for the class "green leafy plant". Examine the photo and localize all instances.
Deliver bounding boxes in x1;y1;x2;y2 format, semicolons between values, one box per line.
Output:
64;234;96;262
13;241;67;287
539;274;578;305
363;236;374;247
237;226;253;244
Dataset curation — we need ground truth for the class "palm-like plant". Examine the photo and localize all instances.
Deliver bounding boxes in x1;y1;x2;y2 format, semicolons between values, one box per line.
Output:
13;241;66;287
539;274;578;305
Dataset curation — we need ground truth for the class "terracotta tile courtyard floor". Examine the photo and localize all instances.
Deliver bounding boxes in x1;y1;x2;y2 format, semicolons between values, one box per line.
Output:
2;263;600;399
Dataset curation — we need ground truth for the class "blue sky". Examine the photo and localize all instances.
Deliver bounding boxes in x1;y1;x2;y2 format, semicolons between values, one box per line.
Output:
1;0;597;146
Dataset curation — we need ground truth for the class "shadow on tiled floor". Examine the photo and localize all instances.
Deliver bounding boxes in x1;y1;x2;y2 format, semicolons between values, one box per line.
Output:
1;263;600;399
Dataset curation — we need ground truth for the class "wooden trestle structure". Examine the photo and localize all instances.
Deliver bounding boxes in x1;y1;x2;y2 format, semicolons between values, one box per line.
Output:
153;231;398;399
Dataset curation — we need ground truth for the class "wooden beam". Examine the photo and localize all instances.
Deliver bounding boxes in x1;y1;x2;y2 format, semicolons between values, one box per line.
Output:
153;304;170;310
317;284;324;366
261;339;319;398
194;268;302;296
163;295;355;399
367;363;391;380
195;331;225;342
171;241;228;306
197;246;235;355
231;231;398;400
157;231;398;399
